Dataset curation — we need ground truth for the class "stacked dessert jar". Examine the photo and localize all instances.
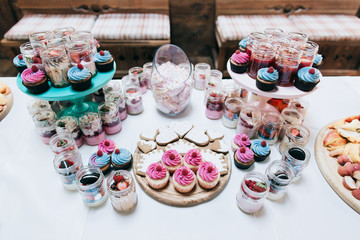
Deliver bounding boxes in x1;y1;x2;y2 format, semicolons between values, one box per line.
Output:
205;89;225;120
70;31;97;56
122;75;144;115
104;87;127;121
67;41;96;76
32;110;57;144
55;116;84;148
78;112;106;145
222;97;242;128
275;47;302;86
236;106;261;139
98;102;122;135
298;41;319;69
247;41;276;79
129;66;147;94
20;42;45;71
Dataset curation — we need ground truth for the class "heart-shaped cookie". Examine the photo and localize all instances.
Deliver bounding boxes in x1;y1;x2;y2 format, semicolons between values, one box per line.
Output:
140;129;159;141
206;129;224;142
156;127;179;146
210;139;229;154
136;149;164;176
184;126;209;146
137;140;157;154
200;149;228;175
165;139;197;156
168;121;193;138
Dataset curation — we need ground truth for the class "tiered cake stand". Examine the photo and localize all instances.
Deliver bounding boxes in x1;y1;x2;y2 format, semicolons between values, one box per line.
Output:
227;60;316;112
16;63;116;117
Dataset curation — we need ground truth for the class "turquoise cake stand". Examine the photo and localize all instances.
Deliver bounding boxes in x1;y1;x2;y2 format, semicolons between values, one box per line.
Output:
17;62;116;117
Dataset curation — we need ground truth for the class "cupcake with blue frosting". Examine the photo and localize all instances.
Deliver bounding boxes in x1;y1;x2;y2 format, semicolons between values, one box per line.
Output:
312;54;323;69
256;67;279;91
67;63;92;91
13;54;27;73
295;67;320;92
89;150;111;175
94;50;114;72
238;38;248;52
251;139;271;162
111;148;133;170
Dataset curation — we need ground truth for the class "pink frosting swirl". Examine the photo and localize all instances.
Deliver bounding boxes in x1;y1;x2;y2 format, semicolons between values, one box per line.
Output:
234;134;251;147
231;51;249;65
162;149;182;166
98;139;116;154
146;163;167;180
21;68;46;84
198;161;219;182
236;147;254;163
174;166;194;186
184;149;202;166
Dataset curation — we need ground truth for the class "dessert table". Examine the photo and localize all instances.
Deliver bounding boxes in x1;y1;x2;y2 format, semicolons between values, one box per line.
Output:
1;76;360;240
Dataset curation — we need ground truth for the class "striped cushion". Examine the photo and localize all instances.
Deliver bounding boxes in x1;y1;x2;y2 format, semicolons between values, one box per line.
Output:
4;14;97;40
288;15;360;41
91;13;170;40
216;15;299;41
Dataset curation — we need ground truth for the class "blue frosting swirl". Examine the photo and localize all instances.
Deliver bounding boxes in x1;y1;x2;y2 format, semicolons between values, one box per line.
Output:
251;139;270;156
89;152;110;167
297;67;320;83
313;54;323;65
112;148;132;165
93;51;112;63
239;38;248;49
13;55;26;67
67;66;91;81
257;68;279;82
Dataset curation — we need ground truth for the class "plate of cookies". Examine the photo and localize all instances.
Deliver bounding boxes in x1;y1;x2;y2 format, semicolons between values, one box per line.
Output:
0;82;13;121
133;121;231;207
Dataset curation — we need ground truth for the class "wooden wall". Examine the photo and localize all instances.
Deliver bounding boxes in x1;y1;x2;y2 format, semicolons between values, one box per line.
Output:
0;0;17;58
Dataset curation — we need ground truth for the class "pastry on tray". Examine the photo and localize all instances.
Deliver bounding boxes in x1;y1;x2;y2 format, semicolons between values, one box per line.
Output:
146;163;169;189
173;166;196;193
197;161;220;190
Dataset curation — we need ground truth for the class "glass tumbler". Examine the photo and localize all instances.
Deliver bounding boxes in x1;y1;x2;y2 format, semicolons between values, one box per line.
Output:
279;108;303;139
107;170;138;213
193;63;210;90
236;106;261;139
247;41;276;79
78;112;106;146
105;89;127;121
279;124;310;154
205;89;225;120
53;150;83;190
32;110;57;144
41;47;70;87
98;102;122;135
67;41;96;75
282;144;311;181
49;133;78;155
257;111;283;145
123;75;144;115
222;97;242;128
55;116;84;148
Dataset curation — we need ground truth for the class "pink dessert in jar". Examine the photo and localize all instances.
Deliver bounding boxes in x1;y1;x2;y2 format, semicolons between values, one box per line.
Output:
184;149;203;173
98;139;116;155
79;112;106;146
197;161;220;189
173;166;196;193
98;102;122;135
231;133;251;152
205;90;225;120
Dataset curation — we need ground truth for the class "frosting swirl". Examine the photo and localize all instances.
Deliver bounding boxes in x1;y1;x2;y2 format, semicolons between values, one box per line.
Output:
234;134;251;148
21;68;46;84
111;148;132;165
297;67;320;83
146;163;167;180
231;51;249;64
257;68;279;82
239;38;248;50
251;139;270;156
198;161;219;182
174;166;194;186
94;50;112;63
89;151;110;167
67;66;91;81
162;149;182;166
235;147;254;163
13;55;26;67
313;54;323;65
98;139;116;154
184;149;202;166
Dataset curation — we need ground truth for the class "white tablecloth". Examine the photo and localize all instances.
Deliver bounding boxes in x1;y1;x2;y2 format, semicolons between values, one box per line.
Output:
1;76;360;240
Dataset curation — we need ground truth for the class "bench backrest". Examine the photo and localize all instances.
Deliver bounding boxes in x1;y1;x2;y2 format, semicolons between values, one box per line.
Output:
216;0;359;16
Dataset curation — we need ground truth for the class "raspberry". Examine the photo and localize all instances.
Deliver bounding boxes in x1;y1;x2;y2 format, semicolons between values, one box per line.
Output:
267;67;274;73
261;141;267;147
156;164;162;171
207;165;213;173
235;50;240;54
308;68;316;74
240;147;246;153
31;65;38;73
97;150;103;157
181;168;189;175
241;136;248;141
18;54;23;60
104;140;110;146
99;50;105;56
191;151;198;158
77;63;84;70
169;153;175;160
113;173;124;183
291;128;300;137
115;149;120;154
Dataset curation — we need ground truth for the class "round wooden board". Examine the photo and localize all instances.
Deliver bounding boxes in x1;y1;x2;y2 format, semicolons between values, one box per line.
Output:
0;92;13;121
315;119;360;214
133;140;232;207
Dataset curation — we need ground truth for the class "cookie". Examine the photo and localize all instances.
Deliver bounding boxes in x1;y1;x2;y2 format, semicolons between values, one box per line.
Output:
136;149;164;176
200;149;228;175
210;139;229;154
206;129;224;142
184;126;209;146
140;129;159;141
169;121;193;138
156;127;179;146
137;140;157;154
0;94;8;105
164;139;197;156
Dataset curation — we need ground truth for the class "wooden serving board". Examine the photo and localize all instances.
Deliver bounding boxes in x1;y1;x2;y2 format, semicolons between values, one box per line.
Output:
0;92;13;121
133;138;231;207
315;120;360;214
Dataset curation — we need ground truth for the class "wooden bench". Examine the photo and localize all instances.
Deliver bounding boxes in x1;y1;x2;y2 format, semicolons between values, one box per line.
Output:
215;0;360;76
1;0;170;78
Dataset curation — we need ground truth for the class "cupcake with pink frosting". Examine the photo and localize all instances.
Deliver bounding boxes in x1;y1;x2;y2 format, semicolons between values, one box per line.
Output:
161;149;183;174
146;162;169;189
197;161;220;189
184;149;203;173
21;65;49;94
230;50;250;73
231;133;251;152
234;147;254;169
98;139;116;156
173;166;196;193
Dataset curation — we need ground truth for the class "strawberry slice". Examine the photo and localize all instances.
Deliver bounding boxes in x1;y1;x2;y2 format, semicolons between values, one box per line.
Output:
117;180;129;191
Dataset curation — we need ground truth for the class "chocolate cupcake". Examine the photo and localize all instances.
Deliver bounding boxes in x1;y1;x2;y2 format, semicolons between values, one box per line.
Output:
295;67;320;92
67;63;92;91
256;67;279;92
312;54;323;69
238;38;248;52
234;147;255;169
230;50;249;73
21;66;49;94
13;54;27;74
94;50;114;72
251;139;271;162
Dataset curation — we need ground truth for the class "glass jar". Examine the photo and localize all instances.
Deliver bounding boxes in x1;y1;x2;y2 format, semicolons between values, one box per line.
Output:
98;102;122;135
41;47;71;87
143;62;153;89
257;111;283;145
206;69;223;91
20;42;45;71
205;90;225;120
75;166;108;207
29;31;53;50
282;144;311;181
53;26;75;39
67;41;96;76
287;98;309;119
222;83;241;99
236;106;261;139
55;116;84;148
279;108;303;139
49;133;78;155
193;63;210;90
222;97;242;128
107;170;138;213
247;42;276;79
298;41;319;69
151;44;192;116
105;90;127;121
129;66;146;94
53;150;83;190
275;47;302;86
122;75;144;115
264;27;285;53
265;160;294;200
70;31;97;56
47;37;69;50
282;32;308;51
236;171;270;213
32;110;57;144
245;32;267;58
78;112;106;146
279;124;310;153
26;99;52;116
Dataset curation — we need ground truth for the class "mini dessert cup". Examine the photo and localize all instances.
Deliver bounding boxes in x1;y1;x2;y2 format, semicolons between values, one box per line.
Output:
222;97;242;128
247;42;276;79
287;98;309;120
143;62;153;89
32;111;57;144
53;26;75;39
129;66;146;94
236;171;270;213
67;41;96;76
193;63;210;90
78;112;106;146
265;160;295;200
123;76;144;115
47;37;69;50
222;83;241;99
53;150;82;190
107;170;138;213
41;47;70;87
279;124;310;153
98;102;122;135
49;133;78;155
104;89;127;121
206;69;223;92
70;31;97;56
20;42;45;71
27;99;52;116
236;106;261;139
103;81;121;94
298;41;319;69
282;144;311;181
205;90;224;120
257;111;283;145
279;108;303;139
75;166;108;207
55;116;84;148
275;47;302;87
